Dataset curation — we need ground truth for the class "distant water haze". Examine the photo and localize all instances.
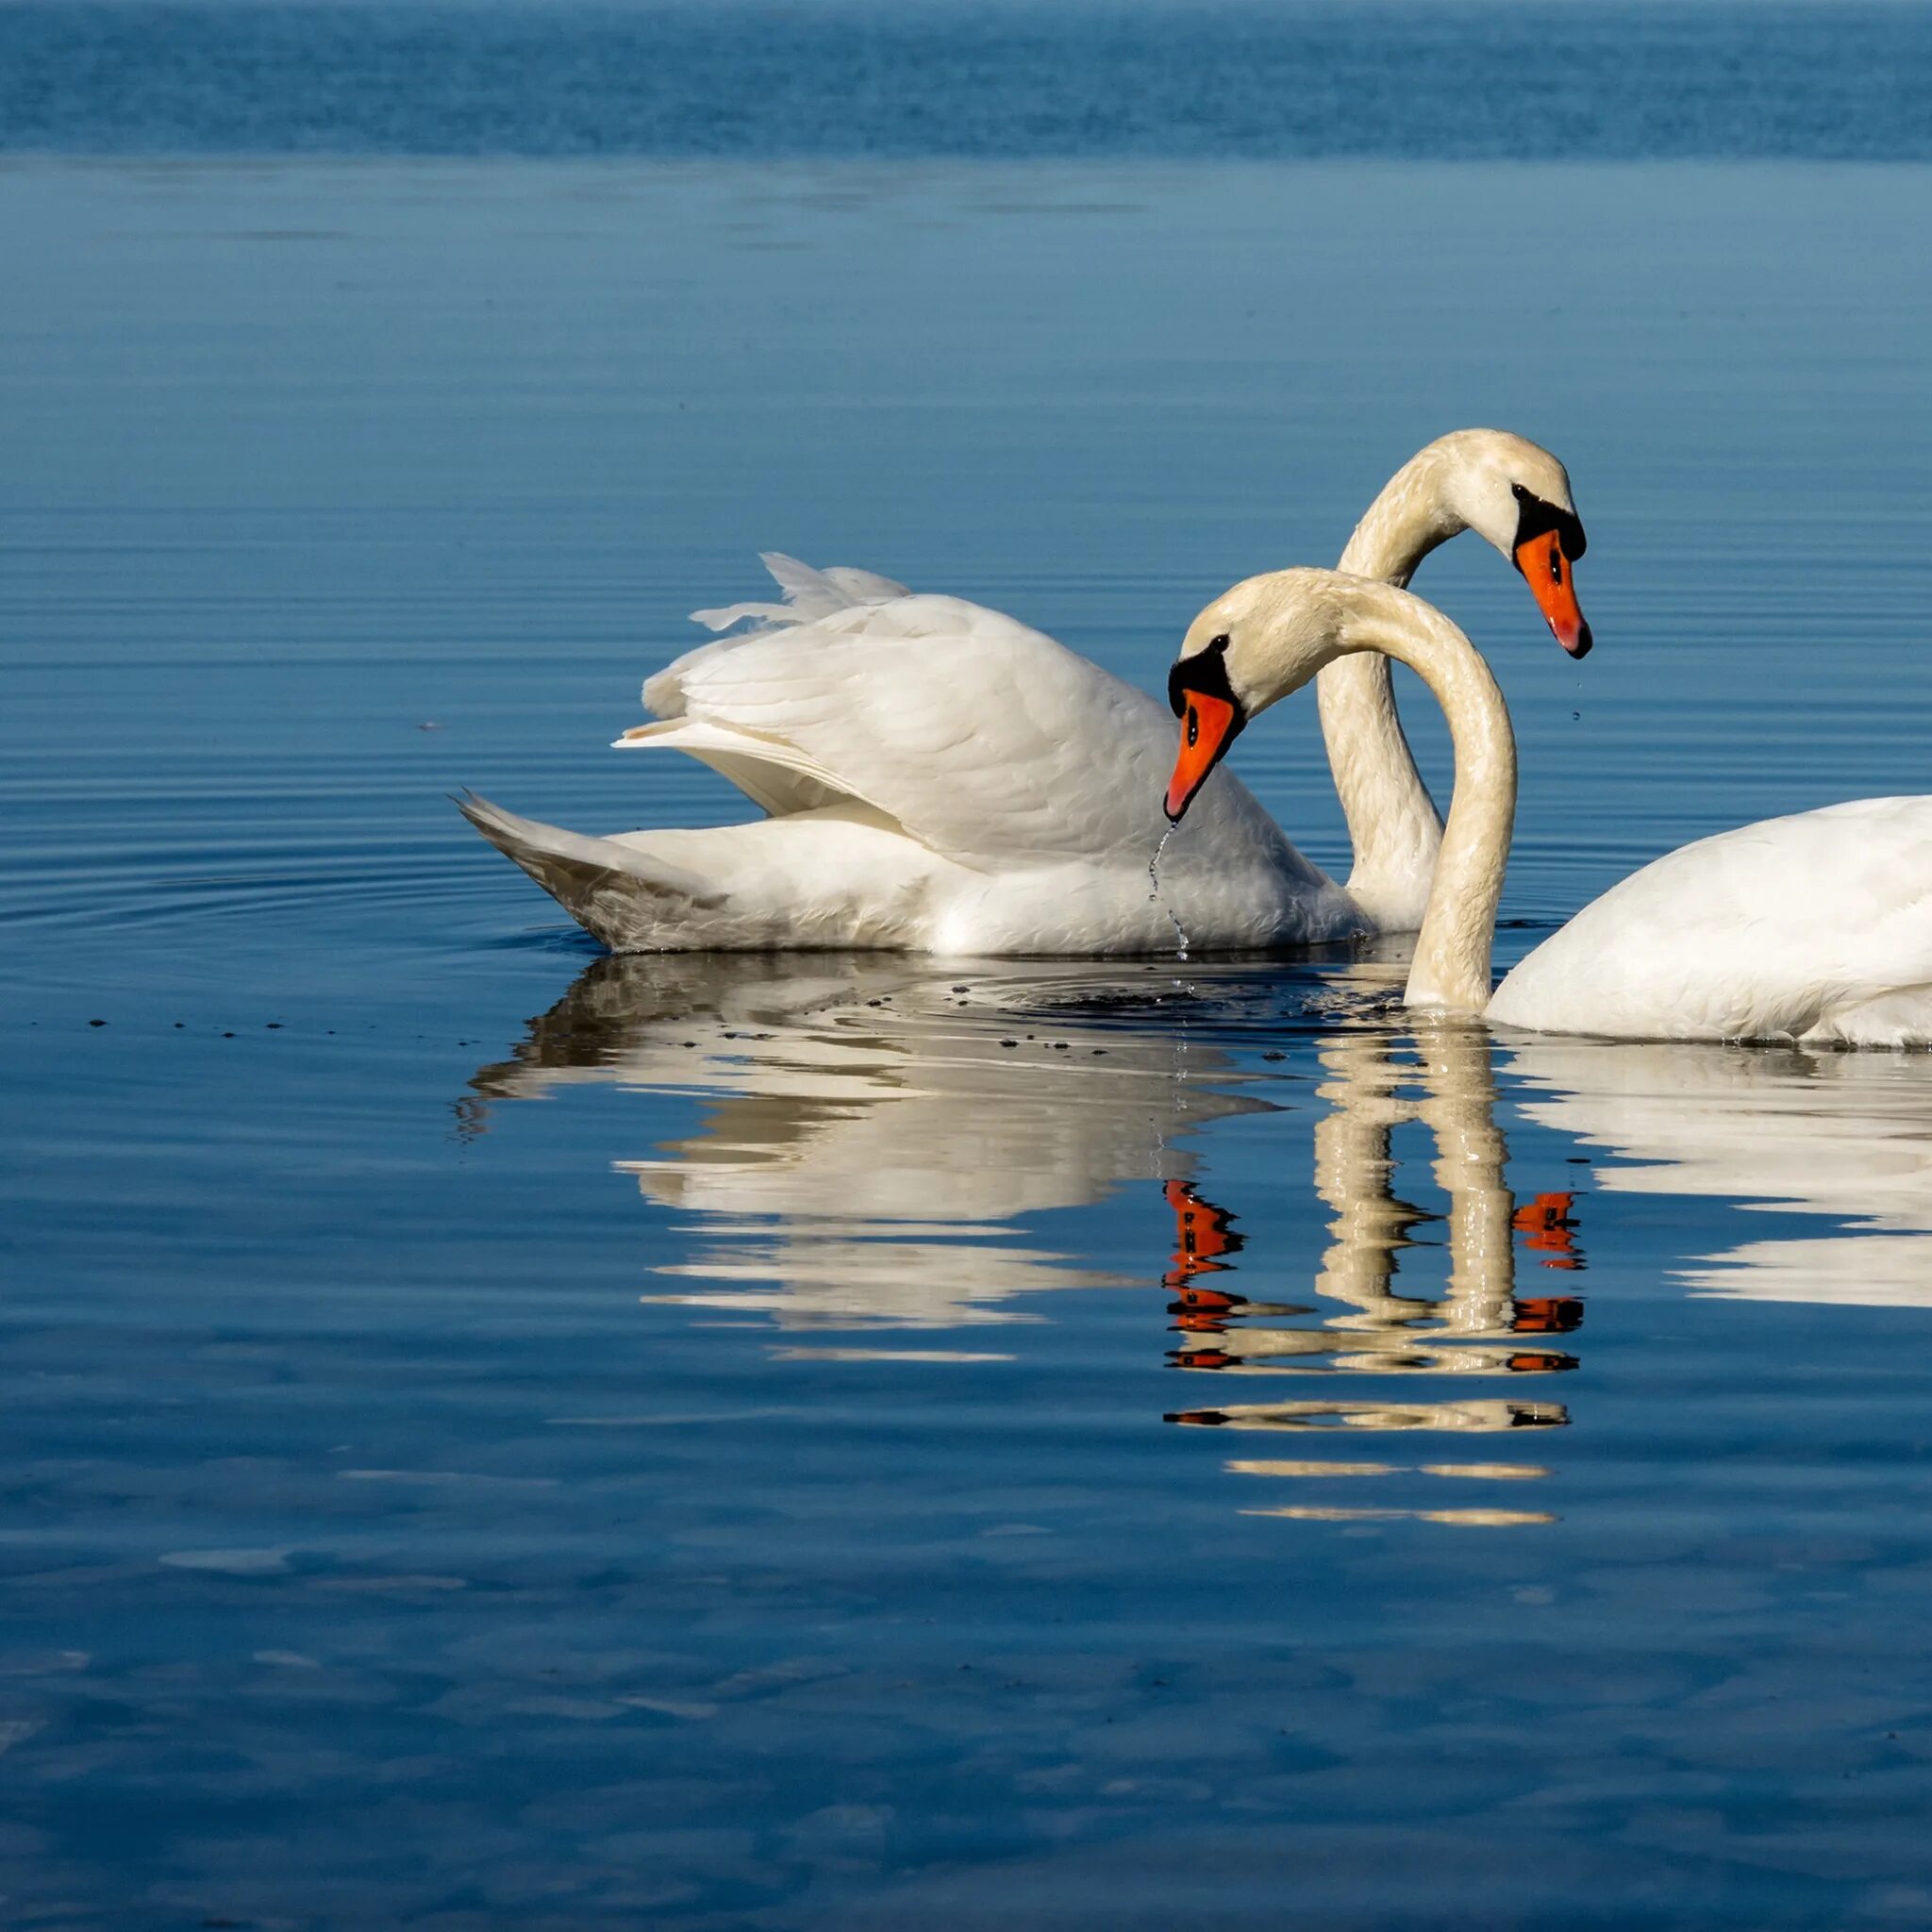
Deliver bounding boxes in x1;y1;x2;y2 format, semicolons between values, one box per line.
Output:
3;0;1931;158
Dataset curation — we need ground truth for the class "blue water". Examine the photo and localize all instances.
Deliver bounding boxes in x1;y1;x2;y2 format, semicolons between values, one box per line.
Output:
5;1;1932;159
7;9;1932;1926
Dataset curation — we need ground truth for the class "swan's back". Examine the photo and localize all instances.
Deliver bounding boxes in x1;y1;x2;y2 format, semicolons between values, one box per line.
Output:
1491;797;1932;1043
642;555;1329;889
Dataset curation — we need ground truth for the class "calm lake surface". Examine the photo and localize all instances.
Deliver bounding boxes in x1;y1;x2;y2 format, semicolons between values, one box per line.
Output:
6;6;1932;1925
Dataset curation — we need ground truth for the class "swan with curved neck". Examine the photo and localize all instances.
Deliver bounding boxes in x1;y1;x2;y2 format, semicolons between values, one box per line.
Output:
1324;429;1587;930
1166;569;1932;1045
459;433;1590;956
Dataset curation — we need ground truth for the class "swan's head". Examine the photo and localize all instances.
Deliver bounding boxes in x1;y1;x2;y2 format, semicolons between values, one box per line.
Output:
1165;567;1370;822
1431;429;1591;658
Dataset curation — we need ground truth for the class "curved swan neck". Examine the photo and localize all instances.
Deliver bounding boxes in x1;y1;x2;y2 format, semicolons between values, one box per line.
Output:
1336;597;1515;1016
1336;441;1468;588
1320;442;1473;930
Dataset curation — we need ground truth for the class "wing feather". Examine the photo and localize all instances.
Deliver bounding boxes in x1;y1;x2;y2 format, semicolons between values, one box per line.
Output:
638;557;1315;879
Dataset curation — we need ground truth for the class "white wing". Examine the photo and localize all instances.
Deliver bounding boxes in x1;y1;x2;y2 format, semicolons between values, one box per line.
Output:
629;554;1323;885
1491;796;1932;1041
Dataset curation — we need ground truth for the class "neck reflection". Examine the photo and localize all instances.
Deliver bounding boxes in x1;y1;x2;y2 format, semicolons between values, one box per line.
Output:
1164;1024;1577;1527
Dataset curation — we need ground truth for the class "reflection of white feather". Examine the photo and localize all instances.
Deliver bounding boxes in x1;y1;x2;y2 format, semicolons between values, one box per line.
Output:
1507;1039;1932;1307
1684;1236;1932;1307
469;956;1265;1327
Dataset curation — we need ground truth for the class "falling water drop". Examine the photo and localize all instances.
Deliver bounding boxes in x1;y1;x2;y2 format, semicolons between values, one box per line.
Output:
1147;827;1191;960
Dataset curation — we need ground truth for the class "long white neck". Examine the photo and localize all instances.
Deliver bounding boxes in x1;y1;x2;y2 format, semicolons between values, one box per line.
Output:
1320;443;1470;930
1333;591;1514;1016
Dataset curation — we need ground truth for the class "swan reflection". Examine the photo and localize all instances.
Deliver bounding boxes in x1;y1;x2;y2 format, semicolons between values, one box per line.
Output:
467;958;1588;1524
1503;1039;1932;1307
1159;1024;1576;1524
466;952;1274;1328
466;953;1932;1528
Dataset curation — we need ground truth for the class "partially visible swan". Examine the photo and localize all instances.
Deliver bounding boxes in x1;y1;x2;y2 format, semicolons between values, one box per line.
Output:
461;430;1590;954
1164;570;1932;1045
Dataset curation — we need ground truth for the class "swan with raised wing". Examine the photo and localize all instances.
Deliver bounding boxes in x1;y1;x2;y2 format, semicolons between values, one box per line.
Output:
460;430;1589;954
1164;570;1932;1045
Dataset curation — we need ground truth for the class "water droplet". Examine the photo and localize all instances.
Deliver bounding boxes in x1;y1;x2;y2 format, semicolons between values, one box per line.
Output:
1147;827;1191;958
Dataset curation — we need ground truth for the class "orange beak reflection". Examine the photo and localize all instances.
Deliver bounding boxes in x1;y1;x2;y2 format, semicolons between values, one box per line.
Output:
1164;691;1242;822
1515;530;1591;658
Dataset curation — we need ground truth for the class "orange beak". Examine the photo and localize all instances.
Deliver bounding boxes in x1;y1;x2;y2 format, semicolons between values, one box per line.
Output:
1514;530;1591;658
1164;691;1242;822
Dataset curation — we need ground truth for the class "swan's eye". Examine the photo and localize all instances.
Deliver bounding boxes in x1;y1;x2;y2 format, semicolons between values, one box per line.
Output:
1210;633;1230;650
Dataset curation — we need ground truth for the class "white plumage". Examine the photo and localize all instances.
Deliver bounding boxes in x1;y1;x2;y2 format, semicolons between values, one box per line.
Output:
1489;796;1932;1045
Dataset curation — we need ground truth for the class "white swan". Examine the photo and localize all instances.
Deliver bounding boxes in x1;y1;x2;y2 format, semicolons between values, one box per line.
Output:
461;430;1590;954
1164;569;1932;1045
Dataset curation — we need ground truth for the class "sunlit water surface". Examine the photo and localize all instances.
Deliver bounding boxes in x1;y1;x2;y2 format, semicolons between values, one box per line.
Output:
6;129;1932;1932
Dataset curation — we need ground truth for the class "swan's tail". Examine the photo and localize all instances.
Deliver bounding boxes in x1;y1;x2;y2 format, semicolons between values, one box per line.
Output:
457;791;730;951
